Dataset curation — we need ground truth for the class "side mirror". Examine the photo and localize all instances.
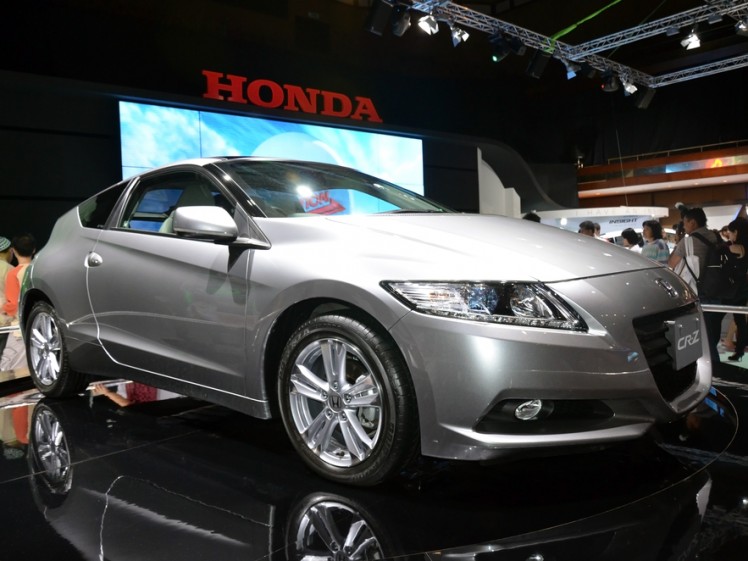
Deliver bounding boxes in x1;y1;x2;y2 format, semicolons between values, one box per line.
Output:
172;206;238;242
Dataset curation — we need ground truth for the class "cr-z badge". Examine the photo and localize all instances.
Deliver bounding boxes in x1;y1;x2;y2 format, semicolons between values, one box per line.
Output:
655;278;679;298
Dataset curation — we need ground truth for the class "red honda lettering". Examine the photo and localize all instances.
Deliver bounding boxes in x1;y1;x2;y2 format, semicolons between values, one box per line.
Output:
202;70;247;103
247;79;284;108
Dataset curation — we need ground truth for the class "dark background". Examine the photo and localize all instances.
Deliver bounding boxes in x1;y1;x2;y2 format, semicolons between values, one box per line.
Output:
1;0;746;244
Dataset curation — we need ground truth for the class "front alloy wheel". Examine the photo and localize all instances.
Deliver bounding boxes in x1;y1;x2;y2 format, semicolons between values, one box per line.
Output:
278;313;418;486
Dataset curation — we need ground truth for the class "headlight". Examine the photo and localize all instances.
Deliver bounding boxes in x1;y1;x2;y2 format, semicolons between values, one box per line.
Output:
382;281;587;331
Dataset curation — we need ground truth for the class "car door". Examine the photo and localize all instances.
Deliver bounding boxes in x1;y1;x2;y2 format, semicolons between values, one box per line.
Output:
86;168;250;395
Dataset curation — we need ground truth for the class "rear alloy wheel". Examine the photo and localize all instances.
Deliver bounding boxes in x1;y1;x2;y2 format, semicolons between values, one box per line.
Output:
278;313;418;486
25;301;88;397
30;404;73;496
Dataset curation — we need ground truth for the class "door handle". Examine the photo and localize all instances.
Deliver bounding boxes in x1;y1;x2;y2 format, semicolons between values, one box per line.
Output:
87;252;103;267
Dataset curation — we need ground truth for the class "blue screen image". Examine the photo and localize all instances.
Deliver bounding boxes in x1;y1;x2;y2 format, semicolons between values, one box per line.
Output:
119;102;424;195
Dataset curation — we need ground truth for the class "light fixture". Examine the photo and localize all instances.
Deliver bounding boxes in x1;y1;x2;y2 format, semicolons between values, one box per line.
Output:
489;33;526;63
737;18;748;37
365;0;394;36
450;23;469;46
707;13;723;25
418;13;438;35
563;60;581;80
526;48;552;79
391;5;411;37
601;70;619;92
665;26;680;37
681;27;700;50
620;74;638;95
634;86;656;109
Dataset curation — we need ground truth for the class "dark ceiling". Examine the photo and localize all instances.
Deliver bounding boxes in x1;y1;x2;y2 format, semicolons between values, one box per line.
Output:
390;1;748;93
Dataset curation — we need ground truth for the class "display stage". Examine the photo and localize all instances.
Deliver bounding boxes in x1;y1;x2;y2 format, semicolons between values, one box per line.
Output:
1;365;747;561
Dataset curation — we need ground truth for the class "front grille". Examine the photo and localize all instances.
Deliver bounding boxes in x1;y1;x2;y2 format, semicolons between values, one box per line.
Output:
633;304;699;402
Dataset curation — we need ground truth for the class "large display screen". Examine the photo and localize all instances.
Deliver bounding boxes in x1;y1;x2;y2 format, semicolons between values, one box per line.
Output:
119;101;424;194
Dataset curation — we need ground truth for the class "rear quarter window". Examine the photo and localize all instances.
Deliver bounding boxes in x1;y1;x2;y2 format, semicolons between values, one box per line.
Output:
78;182;127;229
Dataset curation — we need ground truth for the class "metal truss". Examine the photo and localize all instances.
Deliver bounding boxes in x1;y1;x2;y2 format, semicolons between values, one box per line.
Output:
566;1;748;59
652;52;748;86
408;0;748;88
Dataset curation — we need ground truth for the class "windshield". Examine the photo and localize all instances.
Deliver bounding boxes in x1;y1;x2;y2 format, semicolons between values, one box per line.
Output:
216;160;450;218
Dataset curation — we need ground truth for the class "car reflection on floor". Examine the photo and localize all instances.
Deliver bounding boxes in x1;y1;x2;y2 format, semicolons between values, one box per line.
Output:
0;380;738;561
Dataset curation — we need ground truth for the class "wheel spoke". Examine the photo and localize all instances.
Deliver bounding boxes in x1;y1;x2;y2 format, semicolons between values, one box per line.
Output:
343;519;368;551
304;409;339;452
298;555;329;561
320;340;346;388
345;374;380;407
30;328;47;349
307;504;344;553
291;364;329;402
44;315;56;340
48;353;60;377
339;417;368;461
341;412;374;456
345;520;379;559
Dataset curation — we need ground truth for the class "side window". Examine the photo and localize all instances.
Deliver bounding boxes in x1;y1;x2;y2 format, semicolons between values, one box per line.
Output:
119;171;230;233
79;181;128;229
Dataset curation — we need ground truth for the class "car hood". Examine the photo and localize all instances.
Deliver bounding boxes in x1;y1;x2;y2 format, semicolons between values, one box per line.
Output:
260;214;663;283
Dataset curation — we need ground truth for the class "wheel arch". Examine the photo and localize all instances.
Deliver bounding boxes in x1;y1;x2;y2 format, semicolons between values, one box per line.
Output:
262;298;404;417
19;288;54;335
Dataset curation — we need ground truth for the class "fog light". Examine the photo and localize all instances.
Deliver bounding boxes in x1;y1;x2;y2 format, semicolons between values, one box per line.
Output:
515;399;543;421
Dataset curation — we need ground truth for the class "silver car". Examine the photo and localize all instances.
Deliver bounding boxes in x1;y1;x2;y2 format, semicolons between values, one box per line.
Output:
20;157;711;486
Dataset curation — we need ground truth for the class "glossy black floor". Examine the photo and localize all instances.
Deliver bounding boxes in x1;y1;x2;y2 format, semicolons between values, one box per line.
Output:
1;365;747;561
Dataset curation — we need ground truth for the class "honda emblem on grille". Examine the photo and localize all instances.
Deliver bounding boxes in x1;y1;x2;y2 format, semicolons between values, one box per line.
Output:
655;278;678;298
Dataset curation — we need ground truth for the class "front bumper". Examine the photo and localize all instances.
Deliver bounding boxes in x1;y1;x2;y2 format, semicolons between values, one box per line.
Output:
388;268;711;461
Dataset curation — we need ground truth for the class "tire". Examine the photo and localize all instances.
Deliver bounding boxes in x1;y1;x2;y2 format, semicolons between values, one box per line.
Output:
278;312;419;486
25;301;88;397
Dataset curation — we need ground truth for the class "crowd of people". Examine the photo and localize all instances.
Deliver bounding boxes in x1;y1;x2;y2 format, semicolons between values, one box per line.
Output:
526;209;748;365
668;208;748;364
598;209;748;365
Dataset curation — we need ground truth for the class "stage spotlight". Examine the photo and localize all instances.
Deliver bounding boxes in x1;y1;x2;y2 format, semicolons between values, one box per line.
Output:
491;42;511;62
563;60;581;80
391;5;411;37
418;13;439;35
450;24;469;46
665;26;679;37
489;34;526;63
681;28;700;49
365;0;394;36
600;70;619;92
507;36;526;56
620;75;638;95
737;18;748;37
526;49;552;79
